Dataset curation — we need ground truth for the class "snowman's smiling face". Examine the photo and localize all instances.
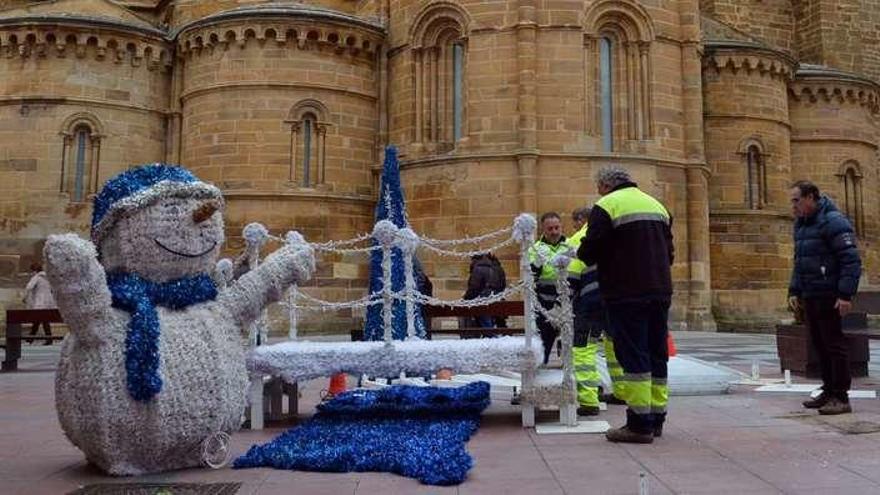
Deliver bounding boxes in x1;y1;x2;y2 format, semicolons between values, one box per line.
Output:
100;196;225;283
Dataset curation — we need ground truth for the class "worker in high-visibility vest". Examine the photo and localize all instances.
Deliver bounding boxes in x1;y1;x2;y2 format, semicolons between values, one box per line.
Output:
578;165;673;444
566;208;602;416
528;212;568;364
567;206;626;408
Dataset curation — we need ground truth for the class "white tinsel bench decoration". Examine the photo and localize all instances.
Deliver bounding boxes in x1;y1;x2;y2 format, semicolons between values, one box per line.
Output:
244;213;581;428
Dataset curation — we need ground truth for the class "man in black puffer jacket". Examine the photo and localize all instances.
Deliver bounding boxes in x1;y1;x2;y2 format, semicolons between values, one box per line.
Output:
788;181;862;415
463;253;507;329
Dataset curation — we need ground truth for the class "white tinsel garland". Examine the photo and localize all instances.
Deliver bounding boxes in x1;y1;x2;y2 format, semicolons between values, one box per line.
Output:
248;337;542;383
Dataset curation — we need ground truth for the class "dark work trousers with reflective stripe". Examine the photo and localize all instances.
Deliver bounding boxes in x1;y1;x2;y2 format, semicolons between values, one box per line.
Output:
536;311;558;364
803;297;851;402
536;285;560;364
605;298;670;434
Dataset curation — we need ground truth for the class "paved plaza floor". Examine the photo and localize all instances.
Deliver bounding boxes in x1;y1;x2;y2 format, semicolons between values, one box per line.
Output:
3;332;880;494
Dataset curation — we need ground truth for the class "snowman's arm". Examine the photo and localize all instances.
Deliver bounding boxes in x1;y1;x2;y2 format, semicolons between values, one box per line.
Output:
218;240;315;330
43;234;114;336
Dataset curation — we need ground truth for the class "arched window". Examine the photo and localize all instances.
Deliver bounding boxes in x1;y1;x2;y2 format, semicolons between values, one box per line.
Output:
301;113;316;187
746;145;766;209
599;36;614;152
584;0;654;149
452;41;464;141
59;113;103;202
839;161;864;236
286;100;330;187
411;2;469;151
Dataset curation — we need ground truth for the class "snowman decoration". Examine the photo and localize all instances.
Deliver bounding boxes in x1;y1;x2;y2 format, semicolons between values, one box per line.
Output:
44;164;315;475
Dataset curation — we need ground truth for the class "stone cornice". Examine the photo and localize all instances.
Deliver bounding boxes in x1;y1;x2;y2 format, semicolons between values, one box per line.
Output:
796;64;878;86
176;15;384;59
789;64;880;113
180;81;376;103
398;150;702;171
703;42;797;80
0;5;387;64
174;5;385;36
0;14;167;39
0;95;168;115
0;20;172;70
790;135;878;150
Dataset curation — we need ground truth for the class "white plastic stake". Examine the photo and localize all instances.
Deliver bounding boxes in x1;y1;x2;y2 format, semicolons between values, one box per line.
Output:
751;360;760;380
784;369;792;387
639;471;649;495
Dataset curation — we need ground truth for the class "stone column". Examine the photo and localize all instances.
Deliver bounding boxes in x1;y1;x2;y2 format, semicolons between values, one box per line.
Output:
59;134;71;193
685;166;716;331
90;135;102;193
287;121;300;183
414;48;423;145
583;35;597;136
167;55;184;164
639;42;652;138
679;0;716;331
430;47;440;143
317;123;328;184
516;0;538;214
375;46;387;162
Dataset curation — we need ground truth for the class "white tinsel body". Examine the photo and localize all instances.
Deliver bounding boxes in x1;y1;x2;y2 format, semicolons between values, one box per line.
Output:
55;302;249;475
46;212;314;475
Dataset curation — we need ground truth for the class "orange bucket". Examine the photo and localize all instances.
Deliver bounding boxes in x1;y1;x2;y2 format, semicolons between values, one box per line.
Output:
328;372;347;396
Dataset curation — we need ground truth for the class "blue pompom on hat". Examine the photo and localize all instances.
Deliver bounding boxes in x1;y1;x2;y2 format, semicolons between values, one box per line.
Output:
91;164;223;245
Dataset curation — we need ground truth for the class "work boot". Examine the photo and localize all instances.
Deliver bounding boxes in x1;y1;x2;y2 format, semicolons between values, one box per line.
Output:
577;405;599;416
803;392;831;409
601;393;626;405
605;425;653;444
818;398;852;415
653;412;666;437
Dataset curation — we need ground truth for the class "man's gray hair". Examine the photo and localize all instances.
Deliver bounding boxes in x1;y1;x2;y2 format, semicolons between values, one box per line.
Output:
595;165;632;189
572;207;591;222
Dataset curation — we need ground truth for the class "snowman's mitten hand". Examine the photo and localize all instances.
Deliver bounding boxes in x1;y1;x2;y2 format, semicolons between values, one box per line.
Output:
243;222;269;249
213;258;234;289
219;237;316;329
43;234;113;336
283;231;316;282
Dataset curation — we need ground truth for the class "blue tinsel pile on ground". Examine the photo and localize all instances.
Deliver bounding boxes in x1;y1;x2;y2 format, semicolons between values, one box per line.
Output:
233;381;491;485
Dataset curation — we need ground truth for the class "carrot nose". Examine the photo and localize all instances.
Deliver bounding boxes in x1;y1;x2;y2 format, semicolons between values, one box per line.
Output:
192;201;219;223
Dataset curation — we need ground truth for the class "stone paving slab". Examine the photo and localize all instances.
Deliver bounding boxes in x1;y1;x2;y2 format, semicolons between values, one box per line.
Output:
2;333;880;494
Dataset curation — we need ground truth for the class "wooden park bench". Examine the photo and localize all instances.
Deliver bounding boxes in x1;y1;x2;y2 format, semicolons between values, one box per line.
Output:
349;300;524;341
2;309;64;371
777;290;880;378
846;291;880;340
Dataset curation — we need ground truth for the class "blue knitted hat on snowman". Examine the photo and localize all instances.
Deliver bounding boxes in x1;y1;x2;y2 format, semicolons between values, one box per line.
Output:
91;163;222;244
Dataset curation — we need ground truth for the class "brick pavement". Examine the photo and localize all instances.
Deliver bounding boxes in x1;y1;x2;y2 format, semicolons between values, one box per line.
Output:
2;333;880;494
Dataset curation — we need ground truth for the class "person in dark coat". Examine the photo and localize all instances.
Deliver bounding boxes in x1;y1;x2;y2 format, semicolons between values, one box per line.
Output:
788;180;862;415
463;253;507;328
578;165;673;443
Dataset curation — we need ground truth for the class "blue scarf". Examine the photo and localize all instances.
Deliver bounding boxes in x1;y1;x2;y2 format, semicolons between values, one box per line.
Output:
106;272;218;402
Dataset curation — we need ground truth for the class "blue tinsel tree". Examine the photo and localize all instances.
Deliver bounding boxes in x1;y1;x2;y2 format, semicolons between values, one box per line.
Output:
363;146;427;340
